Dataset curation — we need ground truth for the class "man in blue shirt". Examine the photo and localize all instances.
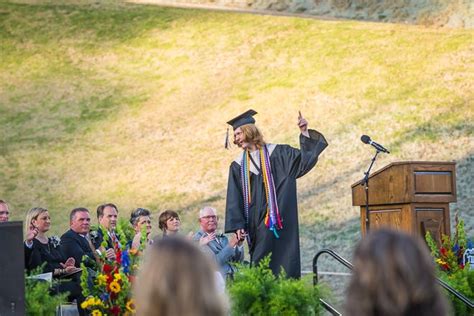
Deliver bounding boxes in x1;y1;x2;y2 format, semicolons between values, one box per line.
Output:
194;206;244;279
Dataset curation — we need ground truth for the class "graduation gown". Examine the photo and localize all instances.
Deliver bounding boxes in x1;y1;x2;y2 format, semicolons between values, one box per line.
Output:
225;129;328;278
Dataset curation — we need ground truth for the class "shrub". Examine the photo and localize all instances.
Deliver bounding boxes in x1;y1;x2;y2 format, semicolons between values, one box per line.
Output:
227;256;322;316
25;268;69;315
426;217;474;315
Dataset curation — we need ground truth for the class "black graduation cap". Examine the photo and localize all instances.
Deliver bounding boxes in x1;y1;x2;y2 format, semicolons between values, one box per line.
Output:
227;109;258;130
225;109;258;149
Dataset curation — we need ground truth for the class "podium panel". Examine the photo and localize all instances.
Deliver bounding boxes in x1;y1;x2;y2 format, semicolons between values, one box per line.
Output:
416;204;450;244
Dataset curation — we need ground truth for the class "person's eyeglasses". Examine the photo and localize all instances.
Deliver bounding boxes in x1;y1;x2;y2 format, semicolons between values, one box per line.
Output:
201;215;217;220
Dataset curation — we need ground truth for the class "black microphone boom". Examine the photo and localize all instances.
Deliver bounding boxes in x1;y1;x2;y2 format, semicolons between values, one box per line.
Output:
361;135;390;154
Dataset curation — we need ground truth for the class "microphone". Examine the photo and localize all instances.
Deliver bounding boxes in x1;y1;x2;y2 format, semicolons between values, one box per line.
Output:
361;135;390;154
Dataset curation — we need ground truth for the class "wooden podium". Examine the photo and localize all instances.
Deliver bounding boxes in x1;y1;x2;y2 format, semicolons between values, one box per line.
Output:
351;161;456;242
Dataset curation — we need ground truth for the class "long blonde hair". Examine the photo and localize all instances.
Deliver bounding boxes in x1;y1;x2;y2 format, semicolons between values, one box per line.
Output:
134;237;227;316
24;207;48;237
234;124;266;148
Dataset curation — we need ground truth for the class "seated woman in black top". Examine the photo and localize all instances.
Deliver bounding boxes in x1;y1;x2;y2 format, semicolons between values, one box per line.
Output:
24;207;85;316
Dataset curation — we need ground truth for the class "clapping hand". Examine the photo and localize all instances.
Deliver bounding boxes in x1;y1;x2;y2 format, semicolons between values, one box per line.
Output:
186;231;194;240
60;258;79;274
229;233;240;248
105;248;116;260
25;225;38;243
199;232;216;246
63;257;75;267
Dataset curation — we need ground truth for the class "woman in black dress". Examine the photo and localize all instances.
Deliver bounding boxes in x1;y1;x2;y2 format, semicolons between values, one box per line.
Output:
24;207;85;315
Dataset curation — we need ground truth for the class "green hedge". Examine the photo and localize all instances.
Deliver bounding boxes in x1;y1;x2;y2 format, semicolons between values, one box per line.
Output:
227;256;323;316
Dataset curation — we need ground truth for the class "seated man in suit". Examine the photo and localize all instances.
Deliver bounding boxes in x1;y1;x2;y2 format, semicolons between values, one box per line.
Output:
0;199;10;222
194;206;244;279
92;203;119;260
60;207;98;268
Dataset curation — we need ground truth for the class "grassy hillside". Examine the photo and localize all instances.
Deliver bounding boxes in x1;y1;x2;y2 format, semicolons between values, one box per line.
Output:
1;1;473;278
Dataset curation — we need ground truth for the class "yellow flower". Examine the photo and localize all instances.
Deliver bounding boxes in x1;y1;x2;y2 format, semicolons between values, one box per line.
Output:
109;280;121;293
94;298;102;306
114;273;122;281
91;310;103;316
436;258;447;265
81;297;97;309
96;274;108;286
126;299;136;312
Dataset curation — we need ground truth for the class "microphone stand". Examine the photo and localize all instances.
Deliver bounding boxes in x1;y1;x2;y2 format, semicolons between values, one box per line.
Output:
362;149;381;233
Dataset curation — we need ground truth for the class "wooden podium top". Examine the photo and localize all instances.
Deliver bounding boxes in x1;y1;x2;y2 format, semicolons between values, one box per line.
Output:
352;161;456;206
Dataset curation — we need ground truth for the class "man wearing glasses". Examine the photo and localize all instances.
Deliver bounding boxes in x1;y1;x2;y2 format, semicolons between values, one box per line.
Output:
0;200;10;222
194;206;244;279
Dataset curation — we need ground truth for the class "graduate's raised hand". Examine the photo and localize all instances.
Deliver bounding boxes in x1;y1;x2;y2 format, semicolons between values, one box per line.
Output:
298;111;308;133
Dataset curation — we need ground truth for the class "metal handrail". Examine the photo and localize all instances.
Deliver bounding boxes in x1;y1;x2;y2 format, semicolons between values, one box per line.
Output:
437;278;474;309
312;249;353;315
312;248;474;312
312;249;353;285
319;298;341;316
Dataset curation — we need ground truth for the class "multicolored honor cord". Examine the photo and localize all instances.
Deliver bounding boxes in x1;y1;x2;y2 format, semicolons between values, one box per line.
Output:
241;150;252;235
240;145;282;239
260;145;283;237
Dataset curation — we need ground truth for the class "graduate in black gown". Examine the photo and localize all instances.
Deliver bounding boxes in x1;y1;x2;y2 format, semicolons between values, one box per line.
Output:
225;110;328;278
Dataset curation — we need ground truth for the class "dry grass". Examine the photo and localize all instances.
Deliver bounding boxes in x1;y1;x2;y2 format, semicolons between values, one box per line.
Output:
0;2;473;285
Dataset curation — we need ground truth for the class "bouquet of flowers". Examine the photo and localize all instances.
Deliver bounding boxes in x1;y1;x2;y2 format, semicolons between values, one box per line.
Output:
425;216;474;315
80;222;145;316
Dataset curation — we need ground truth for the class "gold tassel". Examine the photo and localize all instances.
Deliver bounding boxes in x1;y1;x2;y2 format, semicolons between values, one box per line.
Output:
225;127;230;149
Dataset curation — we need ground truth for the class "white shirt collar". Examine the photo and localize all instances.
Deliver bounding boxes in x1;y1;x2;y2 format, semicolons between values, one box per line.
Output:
233;144;276;175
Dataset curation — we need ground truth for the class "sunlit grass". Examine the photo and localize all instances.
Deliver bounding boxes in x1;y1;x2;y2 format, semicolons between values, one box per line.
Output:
0;1;473;274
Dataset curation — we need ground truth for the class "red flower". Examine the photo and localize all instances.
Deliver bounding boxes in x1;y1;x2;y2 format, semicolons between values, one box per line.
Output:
116;250;122;265
106;274;113;284
110;305;121;315
110;291;118;300
103;263;113;274
440;247;447;256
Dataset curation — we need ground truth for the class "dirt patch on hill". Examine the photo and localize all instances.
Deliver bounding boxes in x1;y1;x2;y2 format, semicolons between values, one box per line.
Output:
130;0;474;28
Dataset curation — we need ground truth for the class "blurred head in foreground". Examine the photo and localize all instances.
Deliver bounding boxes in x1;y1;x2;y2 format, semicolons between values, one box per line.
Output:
135;237;227;316
345;229;449;316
